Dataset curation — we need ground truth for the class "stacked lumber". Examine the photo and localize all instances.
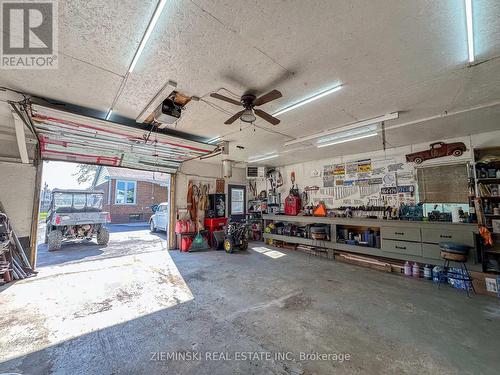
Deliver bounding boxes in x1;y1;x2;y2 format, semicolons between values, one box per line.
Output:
335;252;392;273
296;244;317;255
0;211;36;284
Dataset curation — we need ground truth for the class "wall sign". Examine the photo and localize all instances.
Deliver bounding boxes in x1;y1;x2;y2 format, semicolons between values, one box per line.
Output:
357;159;372;173
369;177;383;185
334;163;345;176
388;163;404;172
382;172;397;187
397;185;415;193
381;187;398;195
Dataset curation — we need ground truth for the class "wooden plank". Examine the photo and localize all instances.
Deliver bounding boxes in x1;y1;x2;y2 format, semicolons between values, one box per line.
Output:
336;253;391;272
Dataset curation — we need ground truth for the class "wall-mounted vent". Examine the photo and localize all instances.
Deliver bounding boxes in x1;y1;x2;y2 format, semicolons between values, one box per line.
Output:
246;166;266;179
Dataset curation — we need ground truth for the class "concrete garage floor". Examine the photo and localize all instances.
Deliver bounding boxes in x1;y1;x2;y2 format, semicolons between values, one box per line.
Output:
1;234;500;374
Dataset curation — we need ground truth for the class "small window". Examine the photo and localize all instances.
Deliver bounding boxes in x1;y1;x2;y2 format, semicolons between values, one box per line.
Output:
231;188;245;214
417;163;468;203
73;194;87;209
115;180;137;204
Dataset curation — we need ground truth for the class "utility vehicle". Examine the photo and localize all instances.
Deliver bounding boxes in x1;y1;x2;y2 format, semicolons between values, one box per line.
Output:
45;189;110;251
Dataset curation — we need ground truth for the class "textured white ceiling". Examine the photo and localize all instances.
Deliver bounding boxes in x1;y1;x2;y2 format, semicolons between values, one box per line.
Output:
0;0;499;167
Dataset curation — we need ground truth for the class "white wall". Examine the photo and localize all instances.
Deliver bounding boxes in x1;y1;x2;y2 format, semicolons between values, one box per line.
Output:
175;160;247;219
254;129;500;208
0;162;37;239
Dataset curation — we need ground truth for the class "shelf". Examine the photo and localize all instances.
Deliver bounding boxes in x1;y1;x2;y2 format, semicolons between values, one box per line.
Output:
263;233;328;247
262;233;382;256
477;178;500;183
262;214;477;230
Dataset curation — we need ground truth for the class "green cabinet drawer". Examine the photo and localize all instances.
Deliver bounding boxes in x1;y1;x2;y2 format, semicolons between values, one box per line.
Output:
382;239;422;256
421;228;474;247
422;243;441;260
381;226;421;242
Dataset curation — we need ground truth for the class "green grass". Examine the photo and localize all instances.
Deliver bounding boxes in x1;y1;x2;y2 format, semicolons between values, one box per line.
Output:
39;212;48;221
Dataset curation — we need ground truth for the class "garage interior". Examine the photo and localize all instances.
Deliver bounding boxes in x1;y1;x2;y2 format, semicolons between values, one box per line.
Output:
1;1;500;374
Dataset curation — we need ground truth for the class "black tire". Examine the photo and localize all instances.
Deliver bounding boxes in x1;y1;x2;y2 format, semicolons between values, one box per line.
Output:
224;237;235;253
150;220;156;233
97;227;110;246
414;157;423;164
47;230;63;252
452;149;463;157
213;233;222;250
240;239;248;251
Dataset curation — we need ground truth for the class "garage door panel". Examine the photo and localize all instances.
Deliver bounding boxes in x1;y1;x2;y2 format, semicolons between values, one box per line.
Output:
30;104;213;172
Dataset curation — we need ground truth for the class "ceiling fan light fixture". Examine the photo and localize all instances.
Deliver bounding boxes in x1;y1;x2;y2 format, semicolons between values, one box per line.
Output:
240;109;256;123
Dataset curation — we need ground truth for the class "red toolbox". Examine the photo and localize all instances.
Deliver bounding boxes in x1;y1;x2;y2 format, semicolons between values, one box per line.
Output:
204;217;228;247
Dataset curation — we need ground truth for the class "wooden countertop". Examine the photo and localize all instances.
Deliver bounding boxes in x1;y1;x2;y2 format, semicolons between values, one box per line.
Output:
262;214;478;232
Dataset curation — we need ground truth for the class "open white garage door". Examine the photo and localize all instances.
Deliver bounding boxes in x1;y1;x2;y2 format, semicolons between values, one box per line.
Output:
30;104;214;173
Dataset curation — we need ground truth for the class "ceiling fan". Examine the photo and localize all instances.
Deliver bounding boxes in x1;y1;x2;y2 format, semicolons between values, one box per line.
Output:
210;90;282;126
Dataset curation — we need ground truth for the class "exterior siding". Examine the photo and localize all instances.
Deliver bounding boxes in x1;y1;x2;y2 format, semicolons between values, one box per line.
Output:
94;167;110;187
96;179;168;224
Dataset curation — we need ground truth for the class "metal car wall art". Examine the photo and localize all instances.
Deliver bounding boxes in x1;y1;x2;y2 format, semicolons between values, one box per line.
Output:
405;142;467;164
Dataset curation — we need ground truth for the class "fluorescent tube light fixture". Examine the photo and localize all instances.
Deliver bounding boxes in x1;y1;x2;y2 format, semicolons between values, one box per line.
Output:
316;124;378;144
128;0;168;73
465;0;474;63
284;112;398;147
248;154;279;163
105;109;113;120
317;132;378;148
273;84;343;117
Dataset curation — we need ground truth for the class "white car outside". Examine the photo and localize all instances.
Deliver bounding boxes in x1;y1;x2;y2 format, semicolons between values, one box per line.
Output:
150;202;168;232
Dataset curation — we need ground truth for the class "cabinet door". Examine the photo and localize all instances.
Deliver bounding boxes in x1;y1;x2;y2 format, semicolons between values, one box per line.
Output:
421;228;474;246
381;226;421;242
383;239;422;256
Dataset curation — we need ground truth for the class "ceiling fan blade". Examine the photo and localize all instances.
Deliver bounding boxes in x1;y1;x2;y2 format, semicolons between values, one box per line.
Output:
224;110;245;125
254;89;282;106
210;93;241;106
254;109;280;126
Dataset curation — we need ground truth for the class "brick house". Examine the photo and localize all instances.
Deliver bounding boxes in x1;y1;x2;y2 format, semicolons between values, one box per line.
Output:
92;166;169;224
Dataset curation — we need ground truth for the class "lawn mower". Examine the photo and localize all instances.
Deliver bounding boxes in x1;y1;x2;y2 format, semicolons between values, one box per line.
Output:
223;221;249;253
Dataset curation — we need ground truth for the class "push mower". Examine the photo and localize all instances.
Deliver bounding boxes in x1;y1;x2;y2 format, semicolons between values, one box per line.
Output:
223;221;249;253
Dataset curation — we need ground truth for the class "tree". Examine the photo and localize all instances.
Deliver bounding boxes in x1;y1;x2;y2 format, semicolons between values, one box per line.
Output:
73;164;98;184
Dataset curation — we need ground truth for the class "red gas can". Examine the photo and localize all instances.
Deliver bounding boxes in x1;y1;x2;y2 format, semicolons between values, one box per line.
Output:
285;194;302;216
181;236;193;252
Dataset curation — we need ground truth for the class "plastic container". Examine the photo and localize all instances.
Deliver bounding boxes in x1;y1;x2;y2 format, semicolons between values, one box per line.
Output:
412;262;420;278
404;261;412;276
423;264;432;280
432;266;442;283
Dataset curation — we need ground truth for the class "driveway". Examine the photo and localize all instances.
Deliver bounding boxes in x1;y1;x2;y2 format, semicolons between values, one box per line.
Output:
36;223;169;267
